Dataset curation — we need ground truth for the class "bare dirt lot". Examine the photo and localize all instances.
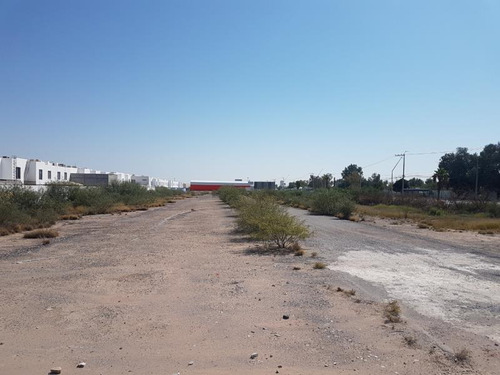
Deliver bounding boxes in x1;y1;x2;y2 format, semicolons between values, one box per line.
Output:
0;195;499;374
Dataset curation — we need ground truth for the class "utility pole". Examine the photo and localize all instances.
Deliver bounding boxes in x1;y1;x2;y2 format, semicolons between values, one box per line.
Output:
391;156;403;188
395;151;407;194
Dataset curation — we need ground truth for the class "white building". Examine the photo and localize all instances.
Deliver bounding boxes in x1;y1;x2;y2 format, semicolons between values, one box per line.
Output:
151;178;169;188
0;156;28;183
24;160;77;185
131;175;152;189
109;172;133;184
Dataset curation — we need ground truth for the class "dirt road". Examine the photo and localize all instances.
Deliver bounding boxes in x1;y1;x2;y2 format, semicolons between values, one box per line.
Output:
0;195;498;374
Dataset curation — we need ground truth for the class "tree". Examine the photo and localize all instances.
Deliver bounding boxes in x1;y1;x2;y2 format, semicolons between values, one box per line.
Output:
408;178;424;188
479;142;500;194
341;164;363;189
308;175;322;189
438;147;476;195
366;173;384;190
295;180;308;190
321;173;333;189
392;179;409;193
433;168;449;200
341;164;363;179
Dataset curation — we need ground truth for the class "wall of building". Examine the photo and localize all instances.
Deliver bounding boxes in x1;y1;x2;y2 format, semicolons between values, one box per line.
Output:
0;156;28;183
132;175;151;189
70;173;111;186
25;160;77;185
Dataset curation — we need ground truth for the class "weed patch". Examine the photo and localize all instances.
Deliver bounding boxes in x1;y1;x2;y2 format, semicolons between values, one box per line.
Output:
313;262;327;269
384;300;402;323
455;348;471;364
23;229;59;239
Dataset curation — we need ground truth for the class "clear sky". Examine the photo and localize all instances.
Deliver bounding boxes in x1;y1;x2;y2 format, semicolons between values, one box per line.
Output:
1;0;499;184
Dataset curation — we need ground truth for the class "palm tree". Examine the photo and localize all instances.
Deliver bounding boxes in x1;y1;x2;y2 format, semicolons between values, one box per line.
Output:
433;168;449;200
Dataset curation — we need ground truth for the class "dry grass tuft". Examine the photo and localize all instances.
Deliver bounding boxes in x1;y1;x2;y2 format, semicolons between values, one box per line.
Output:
290;242;302;251
384;300;402;323
310;251;318;258
455;348;471;363
294;249;305;256
344;289;356;296
0;228;10;236
60;214;80;220
313;262;327;269
23;229;59;239
42;239;51;245
404;335;417;347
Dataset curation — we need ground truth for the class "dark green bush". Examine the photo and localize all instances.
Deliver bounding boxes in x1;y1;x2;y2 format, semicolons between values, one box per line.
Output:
220;192;310;248
310;189;355;219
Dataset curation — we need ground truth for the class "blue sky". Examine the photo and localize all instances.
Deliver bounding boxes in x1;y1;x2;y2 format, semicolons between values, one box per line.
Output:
1;0;498;184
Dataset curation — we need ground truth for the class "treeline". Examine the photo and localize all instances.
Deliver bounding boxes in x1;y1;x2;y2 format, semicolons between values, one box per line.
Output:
288;142;500;198
0;182;183;235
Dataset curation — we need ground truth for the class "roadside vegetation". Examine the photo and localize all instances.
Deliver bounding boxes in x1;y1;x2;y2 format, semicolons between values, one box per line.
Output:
217;187;310;248
0;183;184;236
270;142;500;233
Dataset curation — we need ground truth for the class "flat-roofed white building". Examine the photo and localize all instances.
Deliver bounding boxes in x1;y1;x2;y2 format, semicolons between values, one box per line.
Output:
0;156;28;183
24;160;77;185
151;178;169;188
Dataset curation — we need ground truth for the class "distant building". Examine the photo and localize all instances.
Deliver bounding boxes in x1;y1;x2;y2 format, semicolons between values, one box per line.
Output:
70;173;112;186
25;160;77;185
190;180;252;191
132;175;152;189
0;156;28;183
253;181;276;190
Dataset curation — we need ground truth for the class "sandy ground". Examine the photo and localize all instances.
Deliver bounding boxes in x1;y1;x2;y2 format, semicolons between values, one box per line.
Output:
0;195;499;374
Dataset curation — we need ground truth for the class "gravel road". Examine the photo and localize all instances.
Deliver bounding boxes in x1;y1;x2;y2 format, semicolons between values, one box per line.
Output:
289;208;500;343
0;196;498;374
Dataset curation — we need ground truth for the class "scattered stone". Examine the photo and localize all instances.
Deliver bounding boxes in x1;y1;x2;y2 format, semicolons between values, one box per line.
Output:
293;267;301;270
77;362;86;368
250;353;258;359
50;367;62;374
282;315;289;320
188;361;194;366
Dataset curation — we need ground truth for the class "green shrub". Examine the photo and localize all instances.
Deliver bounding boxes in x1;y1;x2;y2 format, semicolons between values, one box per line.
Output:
310;189;355;219
217;186;247;207
223;193;310;248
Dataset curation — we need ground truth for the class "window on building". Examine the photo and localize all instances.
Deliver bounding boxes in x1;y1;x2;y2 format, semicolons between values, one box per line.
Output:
64;172;67;180
15;167;21;179
39;169;43;180
57;172;61;180
48;171;52;180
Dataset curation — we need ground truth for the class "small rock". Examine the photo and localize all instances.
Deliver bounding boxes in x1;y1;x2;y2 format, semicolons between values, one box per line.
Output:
282;315;289;320
188;361;194;366
250;353;258;359
77;362;86;368
50;367;62;374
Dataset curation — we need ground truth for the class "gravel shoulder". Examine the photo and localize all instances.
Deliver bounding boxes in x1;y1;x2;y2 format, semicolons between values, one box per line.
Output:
0;195;498;374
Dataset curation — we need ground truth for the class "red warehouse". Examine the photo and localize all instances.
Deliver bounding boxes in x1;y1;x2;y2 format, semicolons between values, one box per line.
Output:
189;180;252;191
